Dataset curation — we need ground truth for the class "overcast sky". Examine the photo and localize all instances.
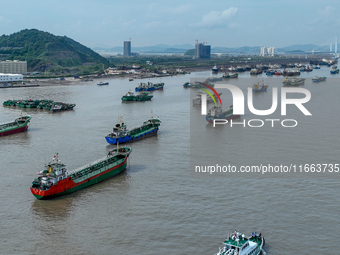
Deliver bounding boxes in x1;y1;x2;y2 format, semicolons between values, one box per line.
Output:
0;0;339;49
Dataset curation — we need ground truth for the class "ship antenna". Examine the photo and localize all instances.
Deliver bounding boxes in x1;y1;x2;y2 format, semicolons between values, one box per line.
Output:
117;140;119;153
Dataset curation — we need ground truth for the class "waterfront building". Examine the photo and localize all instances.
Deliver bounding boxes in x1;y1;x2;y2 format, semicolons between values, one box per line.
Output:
0;73;23;82
0;60;27;74
124;41;131;56
195;43;211;59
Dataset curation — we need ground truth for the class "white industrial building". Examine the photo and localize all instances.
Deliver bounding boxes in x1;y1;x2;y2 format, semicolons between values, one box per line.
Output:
0;73;23;82
260;47;275;56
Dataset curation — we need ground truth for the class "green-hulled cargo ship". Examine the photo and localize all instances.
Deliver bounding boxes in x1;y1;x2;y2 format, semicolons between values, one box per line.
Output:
30;147;132;199
121;91;153;101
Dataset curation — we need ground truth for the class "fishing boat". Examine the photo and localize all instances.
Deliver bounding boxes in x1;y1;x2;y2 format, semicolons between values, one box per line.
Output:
250;68;262;75
223;73;238;79
330;65;339;74
50;102;76;112
30;147;132;199
266;70;275;75
121;91;153;101
135;82;164;91
212;65;219;72
0;115;32;137
97;82;109;86
314;65;320;69
207;77;223;82
206;105;240;123
282;77;305;86
3;99;75;111
192;92;222;105
312;76;327;82
105;115;161;145
183;81;215;89
215;231;266;255
252;80;268;92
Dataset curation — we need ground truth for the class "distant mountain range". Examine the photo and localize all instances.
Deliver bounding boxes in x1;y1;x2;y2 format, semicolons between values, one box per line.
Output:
93;44;336;54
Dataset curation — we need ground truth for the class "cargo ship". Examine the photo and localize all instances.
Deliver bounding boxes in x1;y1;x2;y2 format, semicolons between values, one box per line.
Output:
121;91;153;101
312;76;327;82
0;115;32;137
215;231;266;255
252;80;268;92
223;73;238;79
282;77;305;86
30;147;132;199
105;115;161;145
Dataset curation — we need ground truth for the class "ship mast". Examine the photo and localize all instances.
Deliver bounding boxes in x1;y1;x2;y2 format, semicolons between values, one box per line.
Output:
335;34;338;59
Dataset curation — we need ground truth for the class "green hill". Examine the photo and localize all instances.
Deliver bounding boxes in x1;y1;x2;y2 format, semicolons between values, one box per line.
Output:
0;29;109;74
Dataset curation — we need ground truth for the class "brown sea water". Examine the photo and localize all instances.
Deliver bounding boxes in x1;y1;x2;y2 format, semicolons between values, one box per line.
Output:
0;67;339;254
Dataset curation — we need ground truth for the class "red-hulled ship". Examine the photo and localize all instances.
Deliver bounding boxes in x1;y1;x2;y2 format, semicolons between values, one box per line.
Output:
30;147;132;199
0;115;32;137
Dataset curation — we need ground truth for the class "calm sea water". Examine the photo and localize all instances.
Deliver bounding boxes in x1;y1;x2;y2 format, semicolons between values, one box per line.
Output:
0;67;339;254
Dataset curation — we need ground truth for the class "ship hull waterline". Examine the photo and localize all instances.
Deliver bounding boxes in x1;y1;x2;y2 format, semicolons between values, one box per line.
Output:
0;125;29;137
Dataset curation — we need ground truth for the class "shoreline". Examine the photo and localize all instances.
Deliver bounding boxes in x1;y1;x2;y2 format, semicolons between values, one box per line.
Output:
1;57;315;88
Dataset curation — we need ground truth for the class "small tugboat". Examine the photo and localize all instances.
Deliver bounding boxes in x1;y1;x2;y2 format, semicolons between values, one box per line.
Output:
282;77;305;86
105;115;161;145
121;91;153;101
312;76;327;82
206;105;240;123
215;231;266;255
252;80;268;92
330;65;339;74
30;147;132;199
97;82;109;86
0;115;32;137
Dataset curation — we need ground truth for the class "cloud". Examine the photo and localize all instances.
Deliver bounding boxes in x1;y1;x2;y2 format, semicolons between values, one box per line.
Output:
167;4;192;15
191;7;238;28
318;5;334;17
